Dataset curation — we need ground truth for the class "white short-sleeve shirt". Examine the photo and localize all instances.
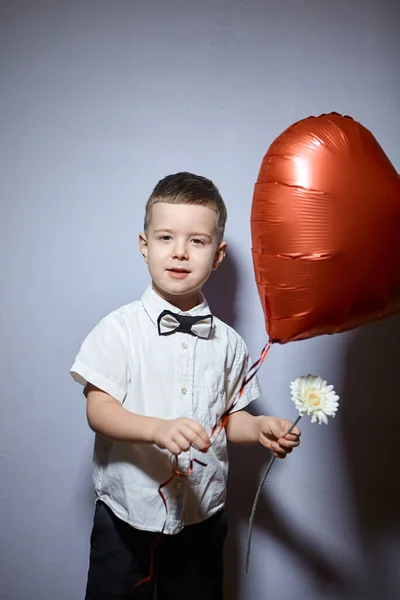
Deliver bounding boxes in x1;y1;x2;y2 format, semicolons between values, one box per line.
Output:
71;286;261;534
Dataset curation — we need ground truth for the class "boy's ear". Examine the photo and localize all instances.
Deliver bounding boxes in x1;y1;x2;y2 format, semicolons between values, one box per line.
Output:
212;241;227;270
139;232;148;263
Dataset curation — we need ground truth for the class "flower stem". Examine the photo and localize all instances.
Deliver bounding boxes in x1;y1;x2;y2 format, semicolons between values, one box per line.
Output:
244;415;302;574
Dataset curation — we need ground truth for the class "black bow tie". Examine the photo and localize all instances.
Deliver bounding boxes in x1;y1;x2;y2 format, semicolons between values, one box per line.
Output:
157;310;213;338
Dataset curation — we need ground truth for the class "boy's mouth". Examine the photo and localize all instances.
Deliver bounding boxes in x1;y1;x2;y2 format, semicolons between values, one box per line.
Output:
167;268;190;279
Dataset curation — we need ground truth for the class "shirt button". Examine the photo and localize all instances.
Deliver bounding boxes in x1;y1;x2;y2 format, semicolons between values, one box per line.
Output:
177;482;182;490
182;342;187;349
181;387;187;395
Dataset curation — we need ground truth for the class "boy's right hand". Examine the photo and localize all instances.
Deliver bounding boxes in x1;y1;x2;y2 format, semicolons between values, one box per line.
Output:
153;418;211;455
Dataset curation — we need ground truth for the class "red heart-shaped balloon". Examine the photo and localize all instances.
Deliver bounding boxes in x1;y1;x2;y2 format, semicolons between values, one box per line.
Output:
251;113;400;344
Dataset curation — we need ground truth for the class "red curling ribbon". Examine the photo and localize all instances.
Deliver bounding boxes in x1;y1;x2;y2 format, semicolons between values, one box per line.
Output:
134;341;271;589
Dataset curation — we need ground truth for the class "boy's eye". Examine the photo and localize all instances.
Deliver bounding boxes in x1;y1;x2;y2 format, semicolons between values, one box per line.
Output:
158;235;172;241
191;238;206;245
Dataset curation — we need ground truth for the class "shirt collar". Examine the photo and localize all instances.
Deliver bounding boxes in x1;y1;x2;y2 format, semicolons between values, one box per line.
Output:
141;285;212;327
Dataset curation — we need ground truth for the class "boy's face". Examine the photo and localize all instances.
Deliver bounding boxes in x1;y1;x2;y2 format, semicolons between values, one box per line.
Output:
139;203;227;310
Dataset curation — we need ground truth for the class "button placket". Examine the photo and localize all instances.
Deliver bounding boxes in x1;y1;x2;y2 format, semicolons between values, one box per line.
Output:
179;335;196;478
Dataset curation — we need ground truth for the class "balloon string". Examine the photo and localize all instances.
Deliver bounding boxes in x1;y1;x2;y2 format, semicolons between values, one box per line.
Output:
133;457;207;590
211;341;271;438
134;341;272;589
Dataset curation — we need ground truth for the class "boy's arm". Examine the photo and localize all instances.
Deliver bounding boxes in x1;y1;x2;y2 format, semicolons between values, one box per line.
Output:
224;410;262;444
225;410;301;458
86;384;210;454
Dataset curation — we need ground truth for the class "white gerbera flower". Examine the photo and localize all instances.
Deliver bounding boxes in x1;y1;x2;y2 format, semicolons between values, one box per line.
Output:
290;374;339;425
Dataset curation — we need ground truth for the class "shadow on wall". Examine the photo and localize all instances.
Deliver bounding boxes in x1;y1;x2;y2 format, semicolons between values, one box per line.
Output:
225;433;354;600
207;255;352;599
203;251;238;328
341;314;400;600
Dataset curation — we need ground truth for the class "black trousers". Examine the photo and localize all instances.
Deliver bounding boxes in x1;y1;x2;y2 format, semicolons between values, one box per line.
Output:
85;501;227;600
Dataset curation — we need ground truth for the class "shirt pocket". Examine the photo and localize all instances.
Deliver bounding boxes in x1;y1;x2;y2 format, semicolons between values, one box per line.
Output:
198;369;227;428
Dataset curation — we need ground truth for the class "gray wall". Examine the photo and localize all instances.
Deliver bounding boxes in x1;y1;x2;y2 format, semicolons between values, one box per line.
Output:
1;1;399;599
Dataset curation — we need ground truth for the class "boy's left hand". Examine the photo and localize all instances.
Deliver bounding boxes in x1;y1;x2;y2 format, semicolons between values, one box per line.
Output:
257;416;301;459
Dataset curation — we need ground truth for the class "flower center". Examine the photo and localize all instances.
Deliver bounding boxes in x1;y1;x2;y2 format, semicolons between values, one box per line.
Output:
304;390;321;407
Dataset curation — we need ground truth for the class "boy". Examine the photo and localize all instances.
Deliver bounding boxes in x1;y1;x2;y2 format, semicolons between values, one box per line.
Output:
71;172;300;600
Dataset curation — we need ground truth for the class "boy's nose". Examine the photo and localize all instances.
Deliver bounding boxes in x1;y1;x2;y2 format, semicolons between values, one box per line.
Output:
172;242;189;259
